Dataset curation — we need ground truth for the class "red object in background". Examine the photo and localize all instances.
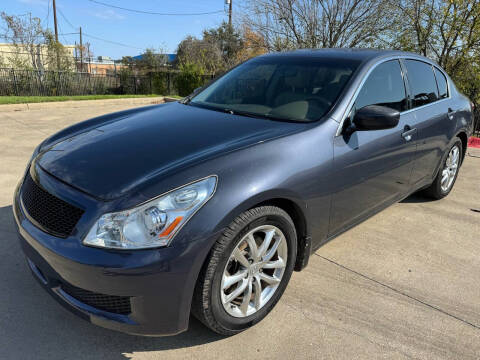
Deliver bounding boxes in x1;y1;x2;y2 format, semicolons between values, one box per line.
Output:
468;137;480;148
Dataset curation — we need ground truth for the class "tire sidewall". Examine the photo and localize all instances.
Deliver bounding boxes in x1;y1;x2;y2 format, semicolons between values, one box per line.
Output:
209;210;297;332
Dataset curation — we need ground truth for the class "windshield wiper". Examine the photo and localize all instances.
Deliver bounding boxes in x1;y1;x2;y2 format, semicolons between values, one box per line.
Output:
230;109;300;122
187;102;302;122
180;95;193;105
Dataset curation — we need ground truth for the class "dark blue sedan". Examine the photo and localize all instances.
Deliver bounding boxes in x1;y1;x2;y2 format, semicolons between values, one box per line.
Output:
13;49;474;336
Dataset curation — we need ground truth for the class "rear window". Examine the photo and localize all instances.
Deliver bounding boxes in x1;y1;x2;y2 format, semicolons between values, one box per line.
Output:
404;60;439;108
434;68;448;99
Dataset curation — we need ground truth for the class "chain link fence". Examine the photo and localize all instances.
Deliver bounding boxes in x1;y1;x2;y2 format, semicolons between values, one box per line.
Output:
0;68;213;97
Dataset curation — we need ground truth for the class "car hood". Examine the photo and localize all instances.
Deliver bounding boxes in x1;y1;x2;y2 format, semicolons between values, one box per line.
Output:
37;102;303;200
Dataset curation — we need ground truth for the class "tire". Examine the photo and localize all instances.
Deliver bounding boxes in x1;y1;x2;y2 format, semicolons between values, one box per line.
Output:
423;138;463;199
192;206;297;336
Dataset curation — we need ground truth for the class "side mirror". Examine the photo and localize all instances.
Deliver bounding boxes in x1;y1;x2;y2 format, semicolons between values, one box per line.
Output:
353;105;400;131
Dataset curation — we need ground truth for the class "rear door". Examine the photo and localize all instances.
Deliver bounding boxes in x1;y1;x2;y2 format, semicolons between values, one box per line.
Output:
329;59;417;236
402;60;455;185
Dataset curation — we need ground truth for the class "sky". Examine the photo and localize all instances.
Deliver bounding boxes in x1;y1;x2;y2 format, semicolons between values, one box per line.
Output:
2;0;233;59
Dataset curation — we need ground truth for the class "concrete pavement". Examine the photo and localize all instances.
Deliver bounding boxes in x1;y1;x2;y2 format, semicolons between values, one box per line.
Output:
1;99;479;359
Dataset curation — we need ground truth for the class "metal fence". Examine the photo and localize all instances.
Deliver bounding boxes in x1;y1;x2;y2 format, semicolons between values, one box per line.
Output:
1;68;480;137
474;108;480;137
0;68;213;97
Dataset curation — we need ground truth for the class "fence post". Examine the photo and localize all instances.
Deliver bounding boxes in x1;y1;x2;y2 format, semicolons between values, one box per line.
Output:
167;72;171;95
149;72;153;94
12;69;19;96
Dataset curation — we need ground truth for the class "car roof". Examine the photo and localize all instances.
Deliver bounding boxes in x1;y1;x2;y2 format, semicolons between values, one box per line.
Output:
258;48;434;65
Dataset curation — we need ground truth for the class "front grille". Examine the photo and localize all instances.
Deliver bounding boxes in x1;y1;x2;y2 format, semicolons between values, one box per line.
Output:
61;282;132;315
21;173;84;237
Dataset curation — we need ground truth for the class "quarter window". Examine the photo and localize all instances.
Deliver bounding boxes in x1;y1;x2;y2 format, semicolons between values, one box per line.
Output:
434;68;448;99
404;60;439;108
354;60;408;113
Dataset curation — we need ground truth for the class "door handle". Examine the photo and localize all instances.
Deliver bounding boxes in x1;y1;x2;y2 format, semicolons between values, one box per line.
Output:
401;126;417;142
447;107;455;120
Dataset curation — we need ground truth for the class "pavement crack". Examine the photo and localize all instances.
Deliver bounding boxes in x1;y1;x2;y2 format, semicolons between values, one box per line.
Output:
314;253;480;331
3;113;50;136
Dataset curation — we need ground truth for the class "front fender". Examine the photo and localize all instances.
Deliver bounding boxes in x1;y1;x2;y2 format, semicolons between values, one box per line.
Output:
215;188;310;237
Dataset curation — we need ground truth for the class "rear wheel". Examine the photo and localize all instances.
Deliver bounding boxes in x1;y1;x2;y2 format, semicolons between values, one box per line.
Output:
192;206;297;335
423;138;462;199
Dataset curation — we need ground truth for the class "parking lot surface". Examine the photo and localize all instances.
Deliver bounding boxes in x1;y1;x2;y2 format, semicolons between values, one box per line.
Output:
1;99;479;359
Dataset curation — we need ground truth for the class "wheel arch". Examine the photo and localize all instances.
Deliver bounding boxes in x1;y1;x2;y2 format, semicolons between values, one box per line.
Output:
251;198;310;271
455;130;468;165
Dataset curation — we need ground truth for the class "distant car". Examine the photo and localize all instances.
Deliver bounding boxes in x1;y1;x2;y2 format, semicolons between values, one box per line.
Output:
14;49;474;336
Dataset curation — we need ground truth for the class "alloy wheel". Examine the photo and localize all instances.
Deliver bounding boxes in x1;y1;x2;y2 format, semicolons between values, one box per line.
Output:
441;145;460;192
221;225;288;318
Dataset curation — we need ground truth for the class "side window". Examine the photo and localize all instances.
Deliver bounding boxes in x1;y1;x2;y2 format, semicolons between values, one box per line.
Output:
404;60;439;108
355;60;407;113
434;68;448;99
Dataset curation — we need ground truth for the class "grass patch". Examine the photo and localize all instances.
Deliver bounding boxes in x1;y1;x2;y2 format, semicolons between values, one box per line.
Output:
0;94;164;105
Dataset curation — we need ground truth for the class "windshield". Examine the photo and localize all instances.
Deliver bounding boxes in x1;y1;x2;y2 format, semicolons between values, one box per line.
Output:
189;56;361;122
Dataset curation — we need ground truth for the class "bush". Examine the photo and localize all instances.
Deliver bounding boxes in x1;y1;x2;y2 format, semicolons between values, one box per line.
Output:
175;63;205;97
151;72;168;95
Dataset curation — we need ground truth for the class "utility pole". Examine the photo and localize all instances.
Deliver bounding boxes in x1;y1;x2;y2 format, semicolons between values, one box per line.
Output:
228;0;232;27
52;0;60;69
87;43;91;74
79;26;83;72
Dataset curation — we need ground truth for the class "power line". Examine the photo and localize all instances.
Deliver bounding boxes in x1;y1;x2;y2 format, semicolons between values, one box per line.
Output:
57;7;76;30
57;18;69;44
82;33;142;50
43;0;51;28
87;0;225;16
55;5;142;50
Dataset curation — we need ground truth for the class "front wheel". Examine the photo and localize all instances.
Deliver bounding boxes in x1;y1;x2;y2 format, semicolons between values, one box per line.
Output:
192;206;297;335
423;138;462;199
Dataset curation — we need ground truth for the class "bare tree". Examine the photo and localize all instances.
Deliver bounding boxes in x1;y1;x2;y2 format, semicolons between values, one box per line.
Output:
389;0;480;72
241;0;394;51
387;0;480;107
0;12;75;71
0;12;44;69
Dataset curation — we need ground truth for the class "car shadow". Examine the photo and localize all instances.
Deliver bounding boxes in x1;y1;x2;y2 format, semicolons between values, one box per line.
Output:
0;205;224;360
400;192;436;204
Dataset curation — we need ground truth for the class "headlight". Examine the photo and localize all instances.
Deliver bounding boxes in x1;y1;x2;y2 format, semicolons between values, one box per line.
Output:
83;176;217;249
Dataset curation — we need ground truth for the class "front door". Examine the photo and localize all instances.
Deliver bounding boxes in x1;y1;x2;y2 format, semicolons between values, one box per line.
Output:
329;59;417;236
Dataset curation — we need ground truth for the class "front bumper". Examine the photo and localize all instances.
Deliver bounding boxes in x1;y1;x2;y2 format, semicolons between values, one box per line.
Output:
13;170;216;336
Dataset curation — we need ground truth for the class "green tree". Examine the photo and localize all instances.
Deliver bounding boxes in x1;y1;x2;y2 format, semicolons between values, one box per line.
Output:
176;23;244;75
203;22;244;68
137;48;168;71
44;31;74;71
176;35;223;75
